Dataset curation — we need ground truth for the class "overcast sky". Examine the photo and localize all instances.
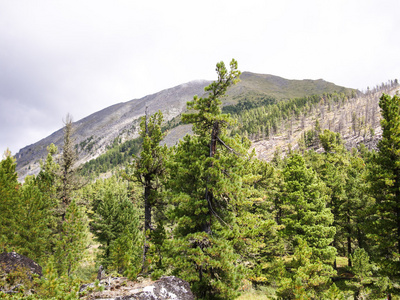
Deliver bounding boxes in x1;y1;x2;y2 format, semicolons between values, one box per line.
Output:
1;0;399;155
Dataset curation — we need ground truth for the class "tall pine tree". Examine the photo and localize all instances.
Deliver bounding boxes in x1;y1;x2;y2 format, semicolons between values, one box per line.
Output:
368;93;400;295
168;59;248;299
133;109;168;274
0;151;20;251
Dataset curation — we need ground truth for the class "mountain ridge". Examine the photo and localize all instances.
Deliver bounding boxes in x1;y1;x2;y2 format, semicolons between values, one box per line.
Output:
14;72;355;179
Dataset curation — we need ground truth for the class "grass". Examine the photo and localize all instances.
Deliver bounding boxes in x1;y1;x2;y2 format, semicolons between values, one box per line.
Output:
336;256;348;268
236;286;276;300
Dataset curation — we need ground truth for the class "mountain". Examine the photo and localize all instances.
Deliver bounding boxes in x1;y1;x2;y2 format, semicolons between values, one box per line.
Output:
15;80;211;178
14;72;355;179
225;72;352;103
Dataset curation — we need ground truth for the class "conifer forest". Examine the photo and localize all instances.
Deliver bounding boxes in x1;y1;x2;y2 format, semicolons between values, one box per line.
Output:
2;59;400;299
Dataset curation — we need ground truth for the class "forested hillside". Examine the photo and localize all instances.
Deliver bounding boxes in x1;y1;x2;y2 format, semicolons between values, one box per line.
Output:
1;60;400;299
14;72;354;182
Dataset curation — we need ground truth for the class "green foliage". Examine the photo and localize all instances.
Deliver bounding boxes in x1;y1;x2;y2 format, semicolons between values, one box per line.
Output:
169;232;243;300
58;114;80;210
0;153;20;251
0;149;58;263
1;63;396;299
350;248;374;297
277;239;337;299
0;263;35;297
229;92;350;141
12;176;55;263
367;93;400;295
318;129;343;153
132;110;168;274
222;95;277;115
54;199;89;277
235;159;285;281
35;257;80;300
167;59;247;299
109;228;140;276
80;137;143;177
281;154;336;263
90;177;142;276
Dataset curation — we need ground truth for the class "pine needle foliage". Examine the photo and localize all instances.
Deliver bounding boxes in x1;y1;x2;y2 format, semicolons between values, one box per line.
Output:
168;59;249;299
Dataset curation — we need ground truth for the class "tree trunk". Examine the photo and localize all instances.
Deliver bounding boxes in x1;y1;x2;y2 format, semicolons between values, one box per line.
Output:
142;182;151;273
348;214;352;267
396;186;400;256
202;121;220;235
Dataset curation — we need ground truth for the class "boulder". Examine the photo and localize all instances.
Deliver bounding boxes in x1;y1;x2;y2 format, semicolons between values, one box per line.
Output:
119;276;194;300
0;252;42;277
82;276;194;300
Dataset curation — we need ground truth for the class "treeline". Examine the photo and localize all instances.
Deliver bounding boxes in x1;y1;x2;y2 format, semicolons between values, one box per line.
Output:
79;92;351;177
1;61;400;300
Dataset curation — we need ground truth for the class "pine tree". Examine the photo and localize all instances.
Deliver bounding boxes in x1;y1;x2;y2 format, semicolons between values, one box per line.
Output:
281;154;336;264
235;159;284;284
54;199;89;277
54;115;88;276
13;175;55;263
168;59;247;299
58;114;82;220
133;109;168;273
0;151;20;251
277;239;338;299
90;177;142;276
368;93;400;295
310;130;348;268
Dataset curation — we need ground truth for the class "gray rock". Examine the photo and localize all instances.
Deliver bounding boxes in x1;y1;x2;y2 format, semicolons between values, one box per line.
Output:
118;276;194;300
81;276;194;300
0;252;42;277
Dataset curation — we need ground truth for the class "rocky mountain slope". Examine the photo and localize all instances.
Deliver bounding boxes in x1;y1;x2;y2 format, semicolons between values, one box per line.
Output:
15;80;211;178
251;84;400;161
14;72;354;179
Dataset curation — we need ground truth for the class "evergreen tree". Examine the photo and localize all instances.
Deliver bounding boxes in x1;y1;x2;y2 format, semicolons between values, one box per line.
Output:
277;239;339;299
133;109;168;273
13;175;55;263
236;159;284;284
368;93;400;295
0;151;20;251
342;150;372;266
0;146;59;264
309;130;348;268
277;155;340;297
53;115;88;276
168;59;247;299
55;199;89;277
90;177;142;276
281;154;336;267
37;143;59;200
58;114;82;220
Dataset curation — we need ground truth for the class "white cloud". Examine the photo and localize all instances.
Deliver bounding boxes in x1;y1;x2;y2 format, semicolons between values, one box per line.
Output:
0;0;399;154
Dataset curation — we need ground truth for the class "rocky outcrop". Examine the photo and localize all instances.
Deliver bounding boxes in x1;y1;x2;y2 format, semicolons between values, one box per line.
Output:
0;252;42;295
0;252;42;277
81;276;194;300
